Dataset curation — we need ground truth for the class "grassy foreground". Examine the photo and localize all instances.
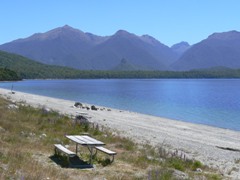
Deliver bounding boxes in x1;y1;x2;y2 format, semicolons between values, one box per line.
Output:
0;97;222;179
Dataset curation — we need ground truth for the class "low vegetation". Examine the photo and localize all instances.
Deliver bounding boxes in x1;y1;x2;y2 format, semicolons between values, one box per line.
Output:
0;97;223;179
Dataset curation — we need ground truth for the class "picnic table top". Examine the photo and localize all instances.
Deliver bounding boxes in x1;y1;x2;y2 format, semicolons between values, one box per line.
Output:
66;135;105;146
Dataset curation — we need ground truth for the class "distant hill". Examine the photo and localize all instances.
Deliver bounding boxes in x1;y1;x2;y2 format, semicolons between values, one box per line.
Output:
112;58;139;71
0;25;178;70
0;50;88;79
171;41;190;57
172;31;240;70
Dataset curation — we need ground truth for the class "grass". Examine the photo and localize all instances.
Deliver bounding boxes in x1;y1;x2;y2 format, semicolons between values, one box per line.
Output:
0;97;223;179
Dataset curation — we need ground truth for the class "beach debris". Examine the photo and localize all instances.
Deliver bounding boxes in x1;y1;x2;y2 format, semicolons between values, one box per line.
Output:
91;105;98;111
216;146;240;152
74;102;83;108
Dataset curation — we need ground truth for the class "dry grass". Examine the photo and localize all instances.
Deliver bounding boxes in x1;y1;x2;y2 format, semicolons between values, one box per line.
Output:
0;97;222;179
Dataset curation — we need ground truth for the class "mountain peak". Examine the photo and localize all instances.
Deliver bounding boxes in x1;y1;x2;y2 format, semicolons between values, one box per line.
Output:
62;24;72;29
171;41;190;56
140;34;163;46
113;30;137;38
208;30;240;40
51;25;84;34
27;25;87;42
171;41;190;49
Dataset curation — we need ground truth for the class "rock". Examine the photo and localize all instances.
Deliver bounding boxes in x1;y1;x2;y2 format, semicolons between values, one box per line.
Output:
91;105;98;111
75;115;89;125
173;169;189;179
29;132;36;137
8;104;19;110
53;138;61;144
196;168;203;173
0;126;6;133
20;131;27;137
42;107;51;114
74;102;83;108
40;133;47;139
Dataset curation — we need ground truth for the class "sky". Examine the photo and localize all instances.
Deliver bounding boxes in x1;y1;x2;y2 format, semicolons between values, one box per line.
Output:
1;0;240;47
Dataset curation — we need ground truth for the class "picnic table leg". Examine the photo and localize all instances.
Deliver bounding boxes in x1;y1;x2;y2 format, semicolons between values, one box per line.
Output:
90;146;93;165
75;143;78;154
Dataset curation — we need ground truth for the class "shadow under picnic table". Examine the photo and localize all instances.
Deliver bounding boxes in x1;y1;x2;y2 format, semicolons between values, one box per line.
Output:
49;154;93;169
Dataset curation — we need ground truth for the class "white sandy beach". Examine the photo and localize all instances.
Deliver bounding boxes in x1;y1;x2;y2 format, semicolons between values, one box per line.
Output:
0;88;240;178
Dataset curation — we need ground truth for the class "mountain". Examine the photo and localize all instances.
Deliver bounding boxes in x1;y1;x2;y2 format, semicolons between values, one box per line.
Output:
85;30;176;70
171;41;190;57
172;31;240;70
0;26;177;70
0;25;109;69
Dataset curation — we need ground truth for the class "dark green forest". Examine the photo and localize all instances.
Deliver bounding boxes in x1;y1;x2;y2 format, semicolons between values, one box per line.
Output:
0;68;21;81
1;50;240;80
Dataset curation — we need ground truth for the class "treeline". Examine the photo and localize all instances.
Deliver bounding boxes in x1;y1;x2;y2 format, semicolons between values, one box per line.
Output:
61;69;240;79
0;68;21;81
1;50;240;80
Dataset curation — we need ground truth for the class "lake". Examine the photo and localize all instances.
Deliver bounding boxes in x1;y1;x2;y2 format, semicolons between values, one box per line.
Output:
1;79;240;131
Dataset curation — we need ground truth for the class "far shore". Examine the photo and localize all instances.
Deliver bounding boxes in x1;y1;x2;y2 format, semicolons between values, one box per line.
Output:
0;87;240;178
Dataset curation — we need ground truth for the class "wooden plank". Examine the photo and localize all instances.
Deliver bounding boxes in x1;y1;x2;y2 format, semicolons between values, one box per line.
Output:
76;135;105;146
54;144;76;156
66;135;87;145
95;146;117;155
74;136;98;145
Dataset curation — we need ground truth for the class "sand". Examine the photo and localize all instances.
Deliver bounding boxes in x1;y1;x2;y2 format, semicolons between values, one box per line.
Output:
0;87;240;178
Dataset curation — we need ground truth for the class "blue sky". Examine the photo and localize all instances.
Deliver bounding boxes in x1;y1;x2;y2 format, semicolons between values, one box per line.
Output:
1;0;239;46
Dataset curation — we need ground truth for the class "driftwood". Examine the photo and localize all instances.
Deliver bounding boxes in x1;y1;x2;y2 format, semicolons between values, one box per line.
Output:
216;146;240;152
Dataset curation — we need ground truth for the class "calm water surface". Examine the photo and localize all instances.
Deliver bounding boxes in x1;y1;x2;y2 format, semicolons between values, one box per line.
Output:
1;79;240;131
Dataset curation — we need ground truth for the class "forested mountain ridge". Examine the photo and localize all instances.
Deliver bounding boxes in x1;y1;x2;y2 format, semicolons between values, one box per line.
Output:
1;50;240;80
0;68;20;81
0;50;88;79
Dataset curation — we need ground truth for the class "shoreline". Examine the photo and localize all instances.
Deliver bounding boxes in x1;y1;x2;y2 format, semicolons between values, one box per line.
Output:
0;87;240;178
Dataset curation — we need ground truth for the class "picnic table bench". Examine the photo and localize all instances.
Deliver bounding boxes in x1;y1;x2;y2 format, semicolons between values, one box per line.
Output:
54;144;76;164
94;146;117;162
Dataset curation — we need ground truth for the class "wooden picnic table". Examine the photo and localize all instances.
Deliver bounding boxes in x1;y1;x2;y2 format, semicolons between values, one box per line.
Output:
66;135;105;165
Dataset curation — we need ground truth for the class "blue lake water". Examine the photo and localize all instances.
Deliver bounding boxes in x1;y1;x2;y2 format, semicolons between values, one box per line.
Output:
1;79;240;131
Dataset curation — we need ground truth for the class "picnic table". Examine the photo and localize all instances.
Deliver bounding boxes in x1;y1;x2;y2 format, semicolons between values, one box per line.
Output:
66;135;105;165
